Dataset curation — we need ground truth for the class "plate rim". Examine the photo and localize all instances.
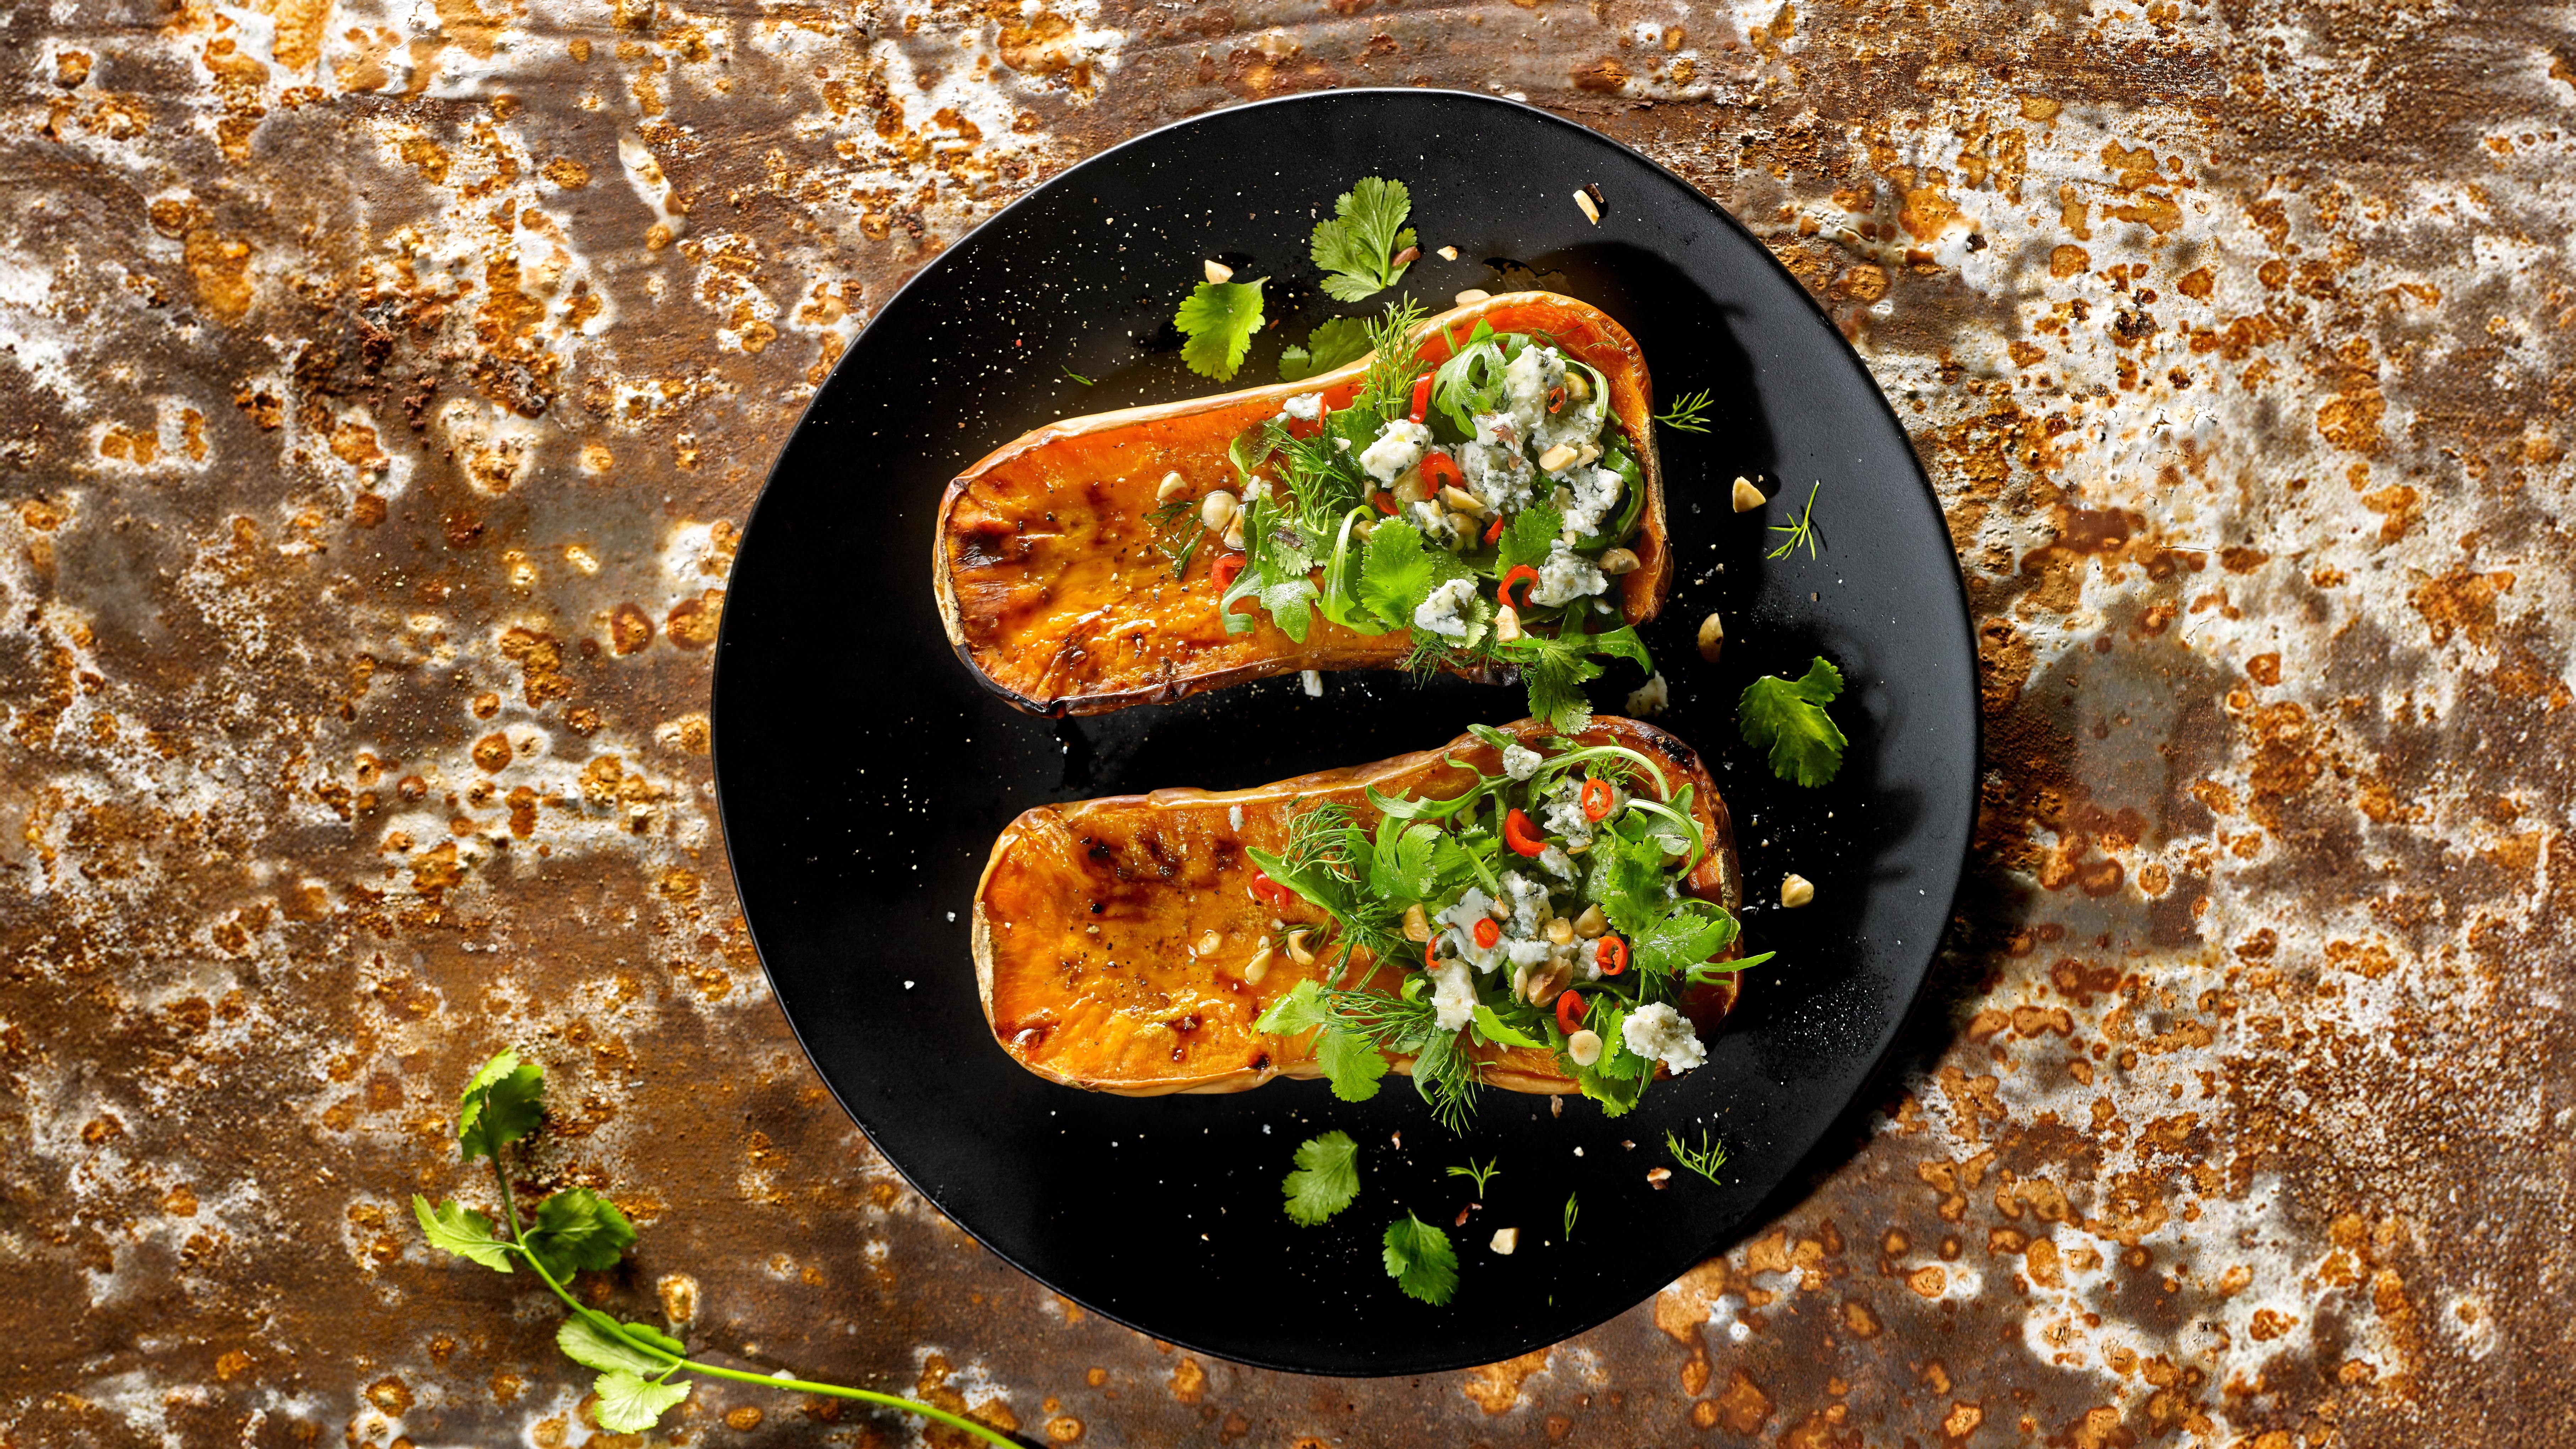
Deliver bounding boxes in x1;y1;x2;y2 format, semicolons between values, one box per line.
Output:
709;84;1981;1375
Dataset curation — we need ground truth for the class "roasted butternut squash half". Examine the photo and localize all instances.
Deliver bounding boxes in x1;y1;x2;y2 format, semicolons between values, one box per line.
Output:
936;292;1673;720
973;717;1745;1123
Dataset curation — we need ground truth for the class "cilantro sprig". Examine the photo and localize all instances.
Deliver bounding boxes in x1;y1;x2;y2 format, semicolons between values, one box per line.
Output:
1284;1131;1362;1226
1737;655;1848;787
414;1049;1016;1445
1175;278;1268;381
1279;316;1374;382
1311;178;1418;302
1382;1213;1459;1304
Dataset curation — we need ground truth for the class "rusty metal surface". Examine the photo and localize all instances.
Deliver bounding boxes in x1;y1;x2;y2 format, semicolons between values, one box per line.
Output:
4;0;2572;1441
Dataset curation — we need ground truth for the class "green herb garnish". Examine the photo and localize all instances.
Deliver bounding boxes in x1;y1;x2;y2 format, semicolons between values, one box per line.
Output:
1175;277;1267;381
1311;178;1418;302
1766;479;1823;559
1654;388;1714;432
1279;315;1375;382
1382;1212;1460;1304
1562;1191;1581;1241
1063;368;1095;386
1146;495;1205;580
1446;1156;1501;1196
413;1050;1016;1444
1665;1128;1729;1186
1284;1130;1362;1226
1737;655;1848;787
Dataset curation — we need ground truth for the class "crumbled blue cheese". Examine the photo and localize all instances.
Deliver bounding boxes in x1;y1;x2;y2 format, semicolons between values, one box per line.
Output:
1621;1001;1707;1074
1505;938;1554;968
1500;870;1553;938
1537;779;1593;845
1438;888;1497;937
1412;577;1479;640
1626;672;1671;717
1534;374;1608;458
1563;464;1623;536
1281;392;1324;421
1462;413;1538;513
1537;844;1577;881
1504;344;1567;436
1529;539;1609;607
1360;418;1433;484
1501;744;1543;781
1430;958;1478;1032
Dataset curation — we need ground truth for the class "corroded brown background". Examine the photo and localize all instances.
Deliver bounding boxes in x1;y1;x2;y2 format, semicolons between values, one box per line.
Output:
6;0;2573;1443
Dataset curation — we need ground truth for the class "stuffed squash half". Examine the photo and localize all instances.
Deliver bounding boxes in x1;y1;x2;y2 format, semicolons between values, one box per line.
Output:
935;292;1672;721
973;717;1750;1128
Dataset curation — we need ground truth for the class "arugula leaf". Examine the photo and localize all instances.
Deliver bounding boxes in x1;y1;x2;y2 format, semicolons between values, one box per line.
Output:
412;1196;514;1272
1382;1213;1459;1305
1310;178;1417;303
1737;655;1848;786
592;1370;692;1434
1175;279;1267;381
522;1188;637;1279
1472;1004;1546;1050
558;1315;685;1376
1279;316;1375;382
1283;1131;1362;1226
457;1049;544;1164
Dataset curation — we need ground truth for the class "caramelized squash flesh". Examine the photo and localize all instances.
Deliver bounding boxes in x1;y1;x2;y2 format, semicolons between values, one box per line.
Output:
973;717;1740;1096
935;292;1671;716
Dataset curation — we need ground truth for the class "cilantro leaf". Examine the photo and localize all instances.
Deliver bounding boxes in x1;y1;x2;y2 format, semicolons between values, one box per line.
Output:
457;1049;544;1164
1737;655;1848;787
1382;1213;1460;1304
522;1188;637;1279
1634;904;1740;980
1283;1131;1362;1226
1495;502;1563;580
1316;1030;1392;1101
1310;178;1418;303
1175;279;1267;381
1355;519;1467;630
1499;611;1653;733
558;1314;685;1376
1256;982;1390;1101
1367;819;1443;902
592;1370;692;1434
1279;316;1375;382
412;1195;515;1273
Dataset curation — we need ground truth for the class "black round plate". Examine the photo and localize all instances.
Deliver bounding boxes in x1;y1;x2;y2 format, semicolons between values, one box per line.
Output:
712;90;1976;1376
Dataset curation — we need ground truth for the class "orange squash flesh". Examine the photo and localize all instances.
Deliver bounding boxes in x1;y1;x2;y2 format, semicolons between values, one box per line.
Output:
972;717;1740;1097
935;292;1671;717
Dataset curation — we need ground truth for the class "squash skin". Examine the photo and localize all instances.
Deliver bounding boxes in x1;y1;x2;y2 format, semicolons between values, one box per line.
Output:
973;717;1740;1097
934;292;1671;717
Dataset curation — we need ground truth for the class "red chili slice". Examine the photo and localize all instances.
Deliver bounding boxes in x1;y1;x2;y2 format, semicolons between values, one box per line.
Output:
1473;918;1500;949
1409;373;1434;423
1212;554;1245;591
1373;491;1400;516
1424;934;1440;969
1581;778;1613;822
1249;868;1293;908
1500;565;1541;610
1555;989;1586;1035
1502;808;1547;858
1422;451;1464;492
1545;382;1567;415
1596;935;1628;976
1483;513;1506;546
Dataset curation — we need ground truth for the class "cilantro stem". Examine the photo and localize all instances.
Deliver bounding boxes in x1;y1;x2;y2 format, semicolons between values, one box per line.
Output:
490;1148;1018;1449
